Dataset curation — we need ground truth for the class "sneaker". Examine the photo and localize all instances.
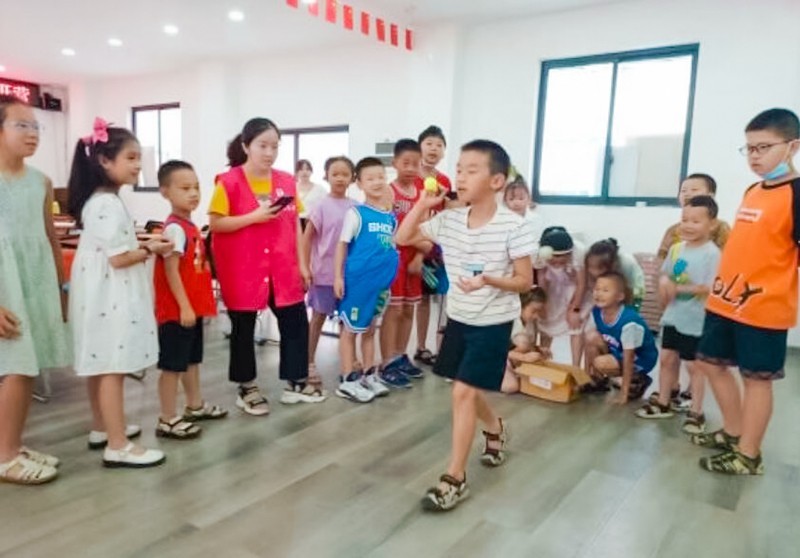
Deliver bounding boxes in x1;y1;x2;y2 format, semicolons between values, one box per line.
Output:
103;442;166;469
336;373;375;403
397;354;424;379
88;425;143;450
634;401;674;419
379;368;412;389
580;377;610;394
236;385;270;416
421;474;470;512
682;411;706;435
362;369;390;397
280;383;327;405
627;374;653;401
699;450;764;475
690;428;739;451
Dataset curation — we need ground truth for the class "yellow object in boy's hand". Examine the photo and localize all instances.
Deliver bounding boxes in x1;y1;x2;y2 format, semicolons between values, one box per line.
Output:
423;176;439;193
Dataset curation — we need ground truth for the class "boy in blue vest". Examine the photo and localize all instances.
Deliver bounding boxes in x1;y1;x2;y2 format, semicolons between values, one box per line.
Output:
334;157;402;403
584;272;658;404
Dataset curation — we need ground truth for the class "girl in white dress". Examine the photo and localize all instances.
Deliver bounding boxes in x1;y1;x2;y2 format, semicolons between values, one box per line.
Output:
67;119;174;468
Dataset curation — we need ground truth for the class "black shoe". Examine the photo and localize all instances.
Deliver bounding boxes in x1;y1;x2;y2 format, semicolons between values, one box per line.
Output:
580;377;611;394
627;374;653;401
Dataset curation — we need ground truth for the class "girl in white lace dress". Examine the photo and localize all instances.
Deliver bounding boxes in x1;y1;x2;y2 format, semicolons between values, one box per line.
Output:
67;119;174;469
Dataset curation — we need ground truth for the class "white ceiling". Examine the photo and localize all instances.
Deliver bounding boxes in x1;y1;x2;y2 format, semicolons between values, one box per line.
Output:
0;0;623;84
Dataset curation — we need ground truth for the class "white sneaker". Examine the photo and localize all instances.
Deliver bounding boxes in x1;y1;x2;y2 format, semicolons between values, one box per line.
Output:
336;374;375;403
103;442;165;469
88;425;142;450
361;373;390;397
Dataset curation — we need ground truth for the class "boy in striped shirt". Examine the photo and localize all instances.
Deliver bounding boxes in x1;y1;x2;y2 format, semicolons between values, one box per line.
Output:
396;140;535;511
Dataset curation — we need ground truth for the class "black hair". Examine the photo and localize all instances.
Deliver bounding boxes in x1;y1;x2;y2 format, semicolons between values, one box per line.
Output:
295;159;313;174
227;117;281;167
684;172;717;195
521;286;547;307
158;160;194;187
0;95;25;127
586;238;621;272
461;139;511;178
746;108;800;141
596;271;630;302
418;125;446;146
686;194;719;219
394;138;421;157
66;124;138;222
324;156;355;180
504;176;530;199
354;157;384;180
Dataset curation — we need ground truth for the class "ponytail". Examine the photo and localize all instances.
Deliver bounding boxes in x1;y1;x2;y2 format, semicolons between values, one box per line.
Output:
226;133;247;167
227;117;281;168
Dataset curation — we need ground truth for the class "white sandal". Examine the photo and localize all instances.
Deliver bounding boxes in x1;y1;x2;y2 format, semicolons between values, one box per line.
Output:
0;454;58;485
19;446;60;468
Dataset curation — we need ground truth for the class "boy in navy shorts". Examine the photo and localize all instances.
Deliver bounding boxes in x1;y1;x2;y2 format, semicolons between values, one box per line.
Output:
154;161;227;440
397;140;535;511
692;108;800;475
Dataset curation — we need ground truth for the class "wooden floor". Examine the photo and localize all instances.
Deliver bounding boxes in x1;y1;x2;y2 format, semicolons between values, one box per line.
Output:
2;319;800;558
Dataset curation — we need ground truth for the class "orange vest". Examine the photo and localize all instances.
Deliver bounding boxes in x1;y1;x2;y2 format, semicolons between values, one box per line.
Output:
706;180;800;329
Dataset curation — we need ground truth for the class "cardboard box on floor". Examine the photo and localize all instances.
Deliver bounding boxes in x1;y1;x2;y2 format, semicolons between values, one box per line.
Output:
516;361;593;403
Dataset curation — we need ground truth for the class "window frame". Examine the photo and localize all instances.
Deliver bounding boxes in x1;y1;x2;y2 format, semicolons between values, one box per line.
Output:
532;44;700;206
280;124;350;171
131;102;181;192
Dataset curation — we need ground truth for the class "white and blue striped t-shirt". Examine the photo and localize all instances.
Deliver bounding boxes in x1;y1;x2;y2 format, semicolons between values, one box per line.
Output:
420;205;536;326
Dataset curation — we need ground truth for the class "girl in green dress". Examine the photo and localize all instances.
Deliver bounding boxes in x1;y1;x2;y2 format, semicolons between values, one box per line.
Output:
0;95;71;485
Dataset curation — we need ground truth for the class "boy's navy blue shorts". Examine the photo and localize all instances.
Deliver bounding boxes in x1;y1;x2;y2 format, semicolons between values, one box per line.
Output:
158;321;204;372
434;319;513;391
697;311;787;380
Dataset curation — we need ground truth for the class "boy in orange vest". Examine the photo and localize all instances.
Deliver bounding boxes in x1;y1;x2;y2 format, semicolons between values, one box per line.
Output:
692;109;800;475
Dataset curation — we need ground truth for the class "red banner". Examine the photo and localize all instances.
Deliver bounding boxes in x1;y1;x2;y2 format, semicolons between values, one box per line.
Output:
405;28;413;50
343;5;354;29
361;11;370;35
286;0;298;7
390;23;398;46
376;18;386;42
308;1;318;16
325;0;337;23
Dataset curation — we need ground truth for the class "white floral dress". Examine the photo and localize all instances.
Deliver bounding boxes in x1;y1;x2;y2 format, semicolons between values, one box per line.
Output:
69;192;157;376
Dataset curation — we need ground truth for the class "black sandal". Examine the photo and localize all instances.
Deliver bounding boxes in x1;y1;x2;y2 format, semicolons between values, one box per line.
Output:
480;418;508;467
156;417;202;440
414;348;437;366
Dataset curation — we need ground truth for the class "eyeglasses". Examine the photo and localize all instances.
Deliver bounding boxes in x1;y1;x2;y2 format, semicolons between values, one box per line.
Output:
4;120;42;134
738;141;789;156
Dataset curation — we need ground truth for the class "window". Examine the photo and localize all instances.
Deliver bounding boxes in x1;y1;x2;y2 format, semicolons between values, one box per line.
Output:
274;125;350;185
132;103;181;190
533;45;699;205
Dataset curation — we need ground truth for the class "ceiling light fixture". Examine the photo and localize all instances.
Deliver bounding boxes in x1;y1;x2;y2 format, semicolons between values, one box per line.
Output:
300;0;316;5
228;10;245;22
61;48;76;56
0;65;6;73
163;24;179;35
108;38;123;47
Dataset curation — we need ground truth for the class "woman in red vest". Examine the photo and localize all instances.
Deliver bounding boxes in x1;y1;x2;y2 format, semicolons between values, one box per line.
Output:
209;118;325;416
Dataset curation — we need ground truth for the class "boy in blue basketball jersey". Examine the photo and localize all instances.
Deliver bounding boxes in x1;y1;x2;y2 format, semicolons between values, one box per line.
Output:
334;158;403;403
584;272;658;404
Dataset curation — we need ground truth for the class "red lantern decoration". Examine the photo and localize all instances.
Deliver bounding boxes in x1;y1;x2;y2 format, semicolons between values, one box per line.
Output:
308;1;319;16
361;11;370;35
405;28;413;50
376;18;386;42
325;0;337;23
286;0;299;7
390;23;398;46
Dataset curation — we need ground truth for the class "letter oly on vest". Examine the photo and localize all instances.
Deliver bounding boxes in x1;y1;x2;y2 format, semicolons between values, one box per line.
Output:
211;166;305;311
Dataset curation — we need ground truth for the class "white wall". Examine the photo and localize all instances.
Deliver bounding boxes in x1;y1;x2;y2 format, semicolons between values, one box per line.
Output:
452;0;800;253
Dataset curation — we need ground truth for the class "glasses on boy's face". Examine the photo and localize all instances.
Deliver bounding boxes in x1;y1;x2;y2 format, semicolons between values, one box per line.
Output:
738;141;789;156
4;120;42;134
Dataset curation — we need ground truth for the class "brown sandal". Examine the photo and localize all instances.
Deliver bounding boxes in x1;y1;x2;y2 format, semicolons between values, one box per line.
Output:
481;418;508;467
156;417;202;440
